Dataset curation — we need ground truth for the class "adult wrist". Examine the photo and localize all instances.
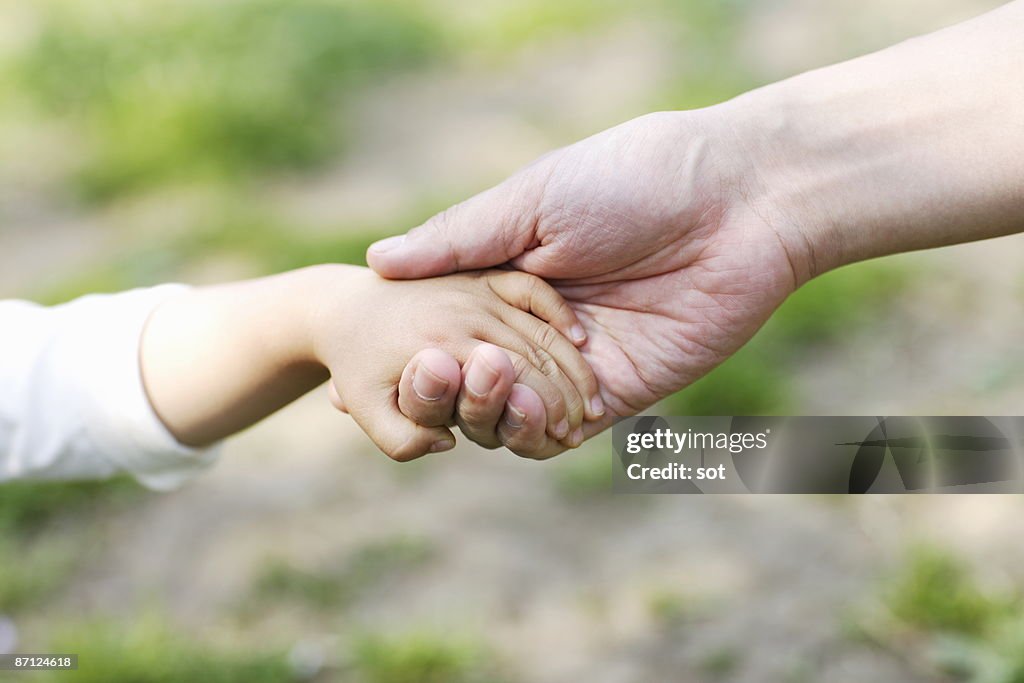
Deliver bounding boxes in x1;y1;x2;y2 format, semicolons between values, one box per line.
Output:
698;94;827;287
717;1;1024;284
715;80;855;284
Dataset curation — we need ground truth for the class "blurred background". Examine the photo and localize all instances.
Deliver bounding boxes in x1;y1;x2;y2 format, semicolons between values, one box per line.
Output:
2;0;1024;680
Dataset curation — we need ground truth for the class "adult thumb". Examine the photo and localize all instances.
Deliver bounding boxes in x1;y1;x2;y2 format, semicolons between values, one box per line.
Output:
367;181;539;279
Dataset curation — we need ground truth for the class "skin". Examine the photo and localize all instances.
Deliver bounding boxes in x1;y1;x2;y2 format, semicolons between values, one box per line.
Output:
140;265;602;460
382;0;1024;458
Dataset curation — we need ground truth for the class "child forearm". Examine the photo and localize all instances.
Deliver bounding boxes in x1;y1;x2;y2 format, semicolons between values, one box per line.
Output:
140;262;598;458
140;266;344;447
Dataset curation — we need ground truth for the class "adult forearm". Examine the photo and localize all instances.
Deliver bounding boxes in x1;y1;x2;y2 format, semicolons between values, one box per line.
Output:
140;268;333;447
728;0;1024;282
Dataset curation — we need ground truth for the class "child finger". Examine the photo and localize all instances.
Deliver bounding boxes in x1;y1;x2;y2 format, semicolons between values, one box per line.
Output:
496;384;570;459
499;307;604;423
454;344;517;450
397;348;461;427
485;271;587;346
346;388;457;462
489;342;576;442
484;322;586;438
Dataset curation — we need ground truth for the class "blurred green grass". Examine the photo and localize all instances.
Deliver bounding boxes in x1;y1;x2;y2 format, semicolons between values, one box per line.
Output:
697;646;742;680
36;199;396;304
11;0;441;202
350;630;509;683
886;547;1016;637
248;535;434;612
852;546;1024;683
551;448;614;500
0;477;145;613
0;538;76;614
24;617;295;683
0;477;142;536
447;0;623;57
659;0;761;109
0;619;508;683
1;0;763;207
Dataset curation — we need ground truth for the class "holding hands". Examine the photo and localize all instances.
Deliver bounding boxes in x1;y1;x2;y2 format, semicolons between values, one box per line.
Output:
379;0;1024;457
376;110;801;457
314;268;603;459
7;1;1024;491
141;265;602;460
145;0;1024;462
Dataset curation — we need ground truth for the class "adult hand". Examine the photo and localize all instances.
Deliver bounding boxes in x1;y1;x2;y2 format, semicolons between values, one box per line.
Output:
382;0;1024;457
374;108;804;457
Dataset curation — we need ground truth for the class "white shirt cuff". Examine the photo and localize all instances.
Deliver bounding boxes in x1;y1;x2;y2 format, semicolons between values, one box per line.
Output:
70;285;221;490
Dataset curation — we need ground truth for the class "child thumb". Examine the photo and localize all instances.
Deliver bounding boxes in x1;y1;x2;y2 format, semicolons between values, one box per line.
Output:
348;397;456;462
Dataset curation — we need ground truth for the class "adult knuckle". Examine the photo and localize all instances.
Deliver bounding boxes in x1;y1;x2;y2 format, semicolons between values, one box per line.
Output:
532;324;560;352
425;205;455;235
510;353;532;378
520;345;543;373
564;387;584;415
546;387;566;414
533;345;562;381
423;207;462;270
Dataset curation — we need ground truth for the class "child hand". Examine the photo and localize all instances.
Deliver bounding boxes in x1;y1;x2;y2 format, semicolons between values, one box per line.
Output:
310;266;602;461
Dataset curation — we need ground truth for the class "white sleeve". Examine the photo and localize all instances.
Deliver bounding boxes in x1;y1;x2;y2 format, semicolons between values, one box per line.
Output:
0;285;220;491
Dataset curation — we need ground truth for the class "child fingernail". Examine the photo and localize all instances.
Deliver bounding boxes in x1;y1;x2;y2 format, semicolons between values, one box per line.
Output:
554;419;569;439
466;357;499;397
430;439;455;453
504;404;526;429
569;427;584;448
413;366;449;401
590;395;605;416
570;325;586;344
